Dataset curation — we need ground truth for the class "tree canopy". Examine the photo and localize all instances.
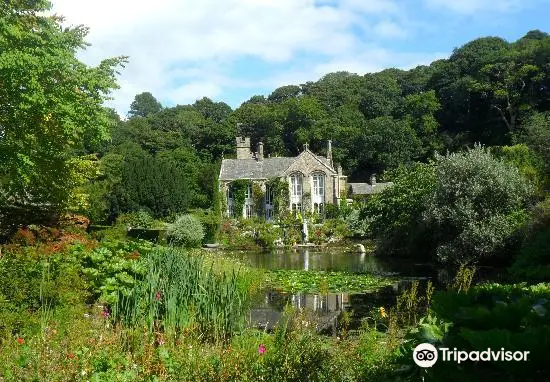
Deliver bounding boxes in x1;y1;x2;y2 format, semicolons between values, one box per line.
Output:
0;1;125;230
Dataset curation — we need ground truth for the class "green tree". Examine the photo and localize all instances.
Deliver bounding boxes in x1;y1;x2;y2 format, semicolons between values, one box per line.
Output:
0;1;125;229
425;145;534;264
403;90;442;156
357;116;423;175
128;92;162;118
359;70;403;119
515;111;550;185
267;85;301;103
360;163;437;257
192;97;232;123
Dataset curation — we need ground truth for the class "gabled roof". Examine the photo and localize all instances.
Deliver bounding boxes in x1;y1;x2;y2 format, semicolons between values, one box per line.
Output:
219;157;296;181
348;182;394;195
286;148;336;175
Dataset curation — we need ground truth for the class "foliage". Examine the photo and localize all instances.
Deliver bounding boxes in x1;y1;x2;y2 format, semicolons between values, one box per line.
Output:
265;270;393;293
397;283;550;381
360;162;437;257
218;219;283;250
0;2;125;228
127;92;162;118
425;145;534;264
345;208;371;238
509;198;550;281
116;210;156;229
491;144;546;194
190;208;220;243
229;179;251;219
166;214;205;248
515;111;550;187
112;246;249;340
266;178;290;219
252;183;265;218
72;239;152;304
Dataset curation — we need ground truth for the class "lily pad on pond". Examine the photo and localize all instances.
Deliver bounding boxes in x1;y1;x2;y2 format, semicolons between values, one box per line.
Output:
265;270;394;293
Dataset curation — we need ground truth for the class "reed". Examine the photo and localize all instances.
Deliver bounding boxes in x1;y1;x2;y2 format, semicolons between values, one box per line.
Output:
112;246;249;342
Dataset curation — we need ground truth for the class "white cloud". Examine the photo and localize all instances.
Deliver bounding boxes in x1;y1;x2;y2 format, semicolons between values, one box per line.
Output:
312;49;447;76
373;20;408;39
49;0;433;114
167;82;222;105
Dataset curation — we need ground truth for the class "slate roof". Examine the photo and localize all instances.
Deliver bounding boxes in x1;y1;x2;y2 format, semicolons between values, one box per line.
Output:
219;157;296;181
348;182;394;195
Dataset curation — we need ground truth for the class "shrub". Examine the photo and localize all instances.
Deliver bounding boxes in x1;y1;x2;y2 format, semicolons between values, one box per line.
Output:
397;283;550;381
116;211;155;229
425;145;534;264
10;228;37;246
509;198;550;281
189;208;220;243
166;214;205;247
360;162;437;257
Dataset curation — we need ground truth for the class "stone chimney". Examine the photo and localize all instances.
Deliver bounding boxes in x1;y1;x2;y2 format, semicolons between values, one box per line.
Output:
370;174;377;185
337;164;342;176
257;142;264;161
327;140;333;168
236;136;251;159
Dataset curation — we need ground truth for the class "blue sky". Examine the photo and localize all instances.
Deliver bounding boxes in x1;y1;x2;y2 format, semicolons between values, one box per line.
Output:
50;0;550;116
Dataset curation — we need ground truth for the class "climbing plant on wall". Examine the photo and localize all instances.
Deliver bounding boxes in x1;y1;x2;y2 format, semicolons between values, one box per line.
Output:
253;183;265;218
230;179;251;218
266;178;290;218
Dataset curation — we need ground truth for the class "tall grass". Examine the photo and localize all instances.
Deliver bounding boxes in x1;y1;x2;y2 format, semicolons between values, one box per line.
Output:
112;246;249;341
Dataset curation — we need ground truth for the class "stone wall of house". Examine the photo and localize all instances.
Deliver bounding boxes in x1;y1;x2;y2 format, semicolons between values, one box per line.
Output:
284;150;336;210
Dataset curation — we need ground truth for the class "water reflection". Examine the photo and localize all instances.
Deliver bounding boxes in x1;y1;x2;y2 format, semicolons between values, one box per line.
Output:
250;290;349;331
225;247;428;276
249;287;400;332
231;248;506;332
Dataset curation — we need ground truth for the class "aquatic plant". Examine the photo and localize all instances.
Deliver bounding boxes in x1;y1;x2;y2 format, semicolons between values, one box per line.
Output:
112;246;250;341
265;270;394;293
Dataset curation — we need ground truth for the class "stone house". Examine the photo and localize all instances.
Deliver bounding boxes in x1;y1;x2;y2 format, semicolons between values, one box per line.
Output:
219;137;347;219
347;175;394;199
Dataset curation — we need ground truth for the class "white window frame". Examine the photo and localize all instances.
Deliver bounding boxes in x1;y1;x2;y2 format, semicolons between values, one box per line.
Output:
244;184;254;218
312;173;325;213
290;173;303;205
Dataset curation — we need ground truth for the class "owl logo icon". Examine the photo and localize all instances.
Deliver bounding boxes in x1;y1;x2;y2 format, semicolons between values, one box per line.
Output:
413;343;438;367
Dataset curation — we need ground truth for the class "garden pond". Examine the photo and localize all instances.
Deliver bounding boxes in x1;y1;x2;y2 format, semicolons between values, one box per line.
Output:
219;248;508;332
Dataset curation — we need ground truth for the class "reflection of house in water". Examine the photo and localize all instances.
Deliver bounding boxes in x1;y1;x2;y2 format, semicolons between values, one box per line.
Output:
290;293;348;313
253;291;350;332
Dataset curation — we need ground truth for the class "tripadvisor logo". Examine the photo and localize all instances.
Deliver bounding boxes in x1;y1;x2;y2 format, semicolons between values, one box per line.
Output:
413;343;438;367
413;343;530;367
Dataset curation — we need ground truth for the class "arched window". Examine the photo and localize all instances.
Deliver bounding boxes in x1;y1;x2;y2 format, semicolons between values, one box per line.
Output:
290;173;303;214
312;172;325;214
245;184;254;218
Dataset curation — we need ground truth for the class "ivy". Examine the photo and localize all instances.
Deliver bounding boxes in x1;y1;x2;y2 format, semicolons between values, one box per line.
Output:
230;179;251;218
252;183;265;218
266;178;290;219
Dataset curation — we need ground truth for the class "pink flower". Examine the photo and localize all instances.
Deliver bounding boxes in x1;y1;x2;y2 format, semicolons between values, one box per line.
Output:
155;291;161;301
258;344;266;355
101;310;109;318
